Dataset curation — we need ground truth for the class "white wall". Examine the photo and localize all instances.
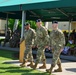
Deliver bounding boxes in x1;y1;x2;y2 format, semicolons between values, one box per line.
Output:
45;22;70;30
0;19;6;33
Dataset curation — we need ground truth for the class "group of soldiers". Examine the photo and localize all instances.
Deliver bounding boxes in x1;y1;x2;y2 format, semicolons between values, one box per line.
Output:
9;29;20;48
3;28;20;47
20;19;65;74
3;28;11;47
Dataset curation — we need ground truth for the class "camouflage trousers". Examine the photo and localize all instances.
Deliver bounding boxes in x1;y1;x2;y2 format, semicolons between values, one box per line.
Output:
36;46;46;63
52;46;61;67
24;45;33;62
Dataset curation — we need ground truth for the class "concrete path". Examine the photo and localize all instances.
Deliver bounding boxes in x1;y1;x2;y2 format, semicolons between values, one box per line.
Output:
0;47;76;61
3;59;76;75
0;36;5;39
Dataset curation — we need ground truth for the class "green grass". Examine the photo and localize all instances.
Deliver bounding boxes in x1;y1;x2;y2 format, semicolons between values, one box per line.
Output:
0;50;50;75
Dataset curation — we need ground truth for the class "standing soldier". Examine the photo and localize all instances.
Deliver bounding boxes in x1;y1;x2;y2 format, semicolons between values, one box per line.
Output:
3;28;11;46
20;22;36;67
46;21;65;74
31;19;49;69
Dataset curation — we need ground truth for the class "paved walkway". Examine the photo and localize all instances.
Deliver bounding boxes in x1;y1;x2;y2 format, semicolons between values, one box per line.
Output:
3;59;76;75
0;47;76;61
0;36;5;39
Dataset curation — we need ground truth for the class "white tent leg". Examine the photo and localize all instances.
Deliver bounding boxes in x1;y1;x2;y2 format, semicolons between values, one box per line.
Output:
6;13;8;36
21;11;26;39
68;20;71;37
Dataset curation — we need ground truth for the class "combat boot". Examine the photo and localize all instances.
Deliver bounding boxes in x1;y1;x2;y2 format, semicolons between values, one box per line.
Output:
20;59;27;67
46;65;54;74
39;59;46;69
31;62;38;69
27;61;34;67
54;64;62;72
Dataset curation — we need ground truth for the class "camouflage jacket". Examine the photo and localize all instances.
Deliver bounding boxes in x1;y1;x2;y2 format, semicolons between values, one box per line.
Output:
49;29;65;48
35;26;49;47
24;28;36;45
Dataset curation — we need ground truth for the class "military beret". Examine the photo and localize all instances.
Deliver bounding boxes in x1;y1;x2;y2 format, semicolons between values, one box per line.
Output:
52;21;58;24
36;19;42;22
24;22;30;26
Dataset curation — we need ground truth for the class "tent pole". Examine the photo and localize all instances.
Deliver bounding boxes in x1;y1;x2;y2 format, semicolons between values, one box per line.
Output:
21;11;26;39
6;13;8;36
68;20;71;37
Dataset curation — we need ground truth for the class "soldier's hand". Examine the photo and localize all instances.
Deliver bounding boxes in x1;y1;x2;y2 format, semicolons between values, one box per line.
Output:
48;47;51;50
32;46;35;48
32;45;38;48
20;38;24;43
20;37;24;43
60;48;63;52
45;46;48;48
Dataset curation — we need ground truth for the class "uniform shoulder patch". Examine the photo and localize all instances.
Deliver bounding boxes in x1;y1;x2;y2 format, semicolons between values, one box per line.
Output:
58;29;64;35
30;28;35;33
41;26;47;31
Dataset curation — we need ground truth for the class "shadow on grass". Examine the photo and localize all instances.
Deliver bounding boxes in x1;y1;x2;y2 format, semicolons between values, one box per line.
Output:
66;68;76;73
0;66;50;75
2;60;20;64
0;66;21;70
0;50;17;60
22;72;49;75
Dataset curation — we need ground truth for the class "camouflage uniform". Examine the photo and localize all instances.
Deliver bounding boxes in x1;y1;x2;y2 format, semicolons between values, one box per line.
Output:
35;26;49;63
49;29;65;67
23;28;36;62
3;29;11;46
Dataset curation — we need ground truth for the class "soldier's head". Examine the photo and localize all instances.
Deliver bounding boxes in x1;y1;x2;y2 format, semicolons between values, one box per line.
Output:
24;22;30;30
36;19;42;28
52;21;58;30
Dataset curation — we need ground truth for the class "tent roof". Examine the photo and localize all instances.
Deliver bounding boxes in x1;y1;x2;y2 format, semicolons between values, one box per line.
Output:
0;0;76;21
0;0;76;11
0;0;58;11
0;0;56;7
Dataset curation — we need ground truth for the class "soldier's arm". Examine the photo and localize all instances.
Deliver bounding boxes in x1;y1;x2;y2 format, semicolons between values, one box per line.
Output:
32;30;36;39
42;28;50;46
20;36;24;43
49;32;52;47
32;30;37;46
59;31;65;48
42;27;48;37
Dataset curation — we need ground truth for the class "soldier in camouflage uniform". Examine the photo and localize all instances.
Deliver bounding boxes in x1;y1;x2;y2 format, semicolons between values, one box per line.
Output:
3;28;11;46
31;19;49;69
46;21;65;74
20;22;36;67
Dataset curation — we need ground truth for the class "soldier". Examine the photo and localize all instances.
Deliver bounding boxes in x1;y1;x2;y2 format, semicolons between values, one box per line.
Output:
31;19;49;69
3;28;11;46
46;21;65;74
20;22;36;67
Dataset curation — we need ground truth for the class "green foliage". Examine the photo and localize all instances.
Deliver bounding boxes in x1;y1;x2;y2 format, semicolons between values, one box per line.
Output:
0;50;50;75
8;19;44;32
27;20;45;30
27;20;37;30
8;19;22;32
17;20;22;30
8;19;15;32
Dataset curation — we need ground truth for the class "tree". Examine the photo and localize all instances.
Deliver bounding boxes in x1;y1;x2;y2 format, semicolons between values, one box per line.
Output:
8;19;15;32
27;20;37;30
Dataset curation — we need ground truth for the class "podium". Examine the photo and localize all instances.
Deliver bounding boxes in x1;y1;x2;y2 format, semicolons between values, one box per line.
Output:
19;40;25;63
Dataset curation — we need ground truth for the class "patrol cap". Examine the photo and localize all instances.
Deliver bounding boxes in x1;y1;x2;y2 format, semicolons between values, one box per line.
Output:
24;22;30;26
52;21;58;24
36;19;42;22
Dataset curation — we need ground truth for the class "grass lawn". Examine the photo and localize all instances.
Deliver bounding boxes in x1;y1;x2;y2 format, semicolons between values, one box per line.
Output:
0;50;51;75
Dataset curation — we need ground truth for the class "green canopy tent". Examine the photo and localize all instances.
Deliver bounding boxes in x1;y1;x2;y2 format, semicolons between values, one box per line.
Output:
0;0;76;21
0;0;76;37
